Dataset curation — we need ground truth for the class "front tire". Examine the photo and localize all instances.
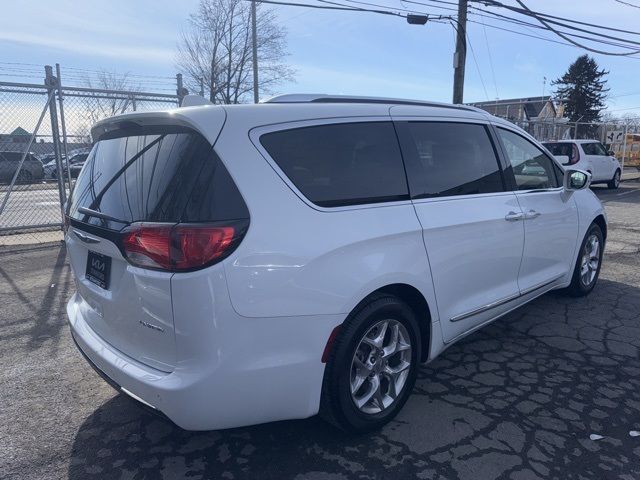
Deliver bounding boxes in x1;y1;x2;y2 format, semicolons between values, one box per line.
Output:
564;223;604;297
320;294;420;433
607;169;621;189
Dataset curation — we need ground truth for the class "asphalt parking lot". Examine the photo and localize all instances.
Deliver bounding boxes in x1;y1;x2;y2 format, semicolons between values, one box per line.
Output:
1;181;639;480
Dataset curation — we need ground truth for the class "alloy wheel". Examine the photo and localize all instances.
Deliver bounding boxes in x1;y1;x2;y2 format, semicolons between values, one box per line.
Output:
580;234;600;287
350;319;412;414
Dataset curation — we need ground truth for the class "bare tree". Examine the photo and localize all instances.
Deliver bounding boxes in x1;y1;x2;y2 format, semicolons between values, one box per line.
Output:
83;71;140;125
177;0;294;104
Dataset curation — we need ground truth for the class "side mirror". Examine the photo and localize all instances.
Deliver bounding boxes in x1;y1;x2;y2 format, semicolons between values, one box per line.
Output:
564;169;591;191
607;150;615;157
554;155;570;165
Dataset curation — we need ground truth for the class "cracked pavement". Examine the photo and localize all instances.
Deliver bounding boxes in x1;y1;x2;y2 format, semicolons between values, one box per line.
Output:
1;181;639;480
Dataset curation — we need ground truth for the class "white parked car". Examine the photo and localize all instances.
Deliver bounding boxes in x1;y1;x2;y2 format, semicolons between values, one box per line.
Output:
543;140;622;189
65;95;607;433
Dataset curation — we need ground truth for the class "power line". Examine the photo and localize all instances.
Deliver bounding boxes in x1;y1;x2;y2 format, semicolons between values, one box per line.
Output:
608;105;640;112
613;0;640;8
344;0;451;18
264;0;640;55
512;0;640;56
405;0;640;54
400;0;457;13
609;91;640;99
463;26;490;100
468;7;640;52
473;0;640;37
320;0;452;20
255;0;405;15
478;14;498;98
468;19;640;61
467;19;576;48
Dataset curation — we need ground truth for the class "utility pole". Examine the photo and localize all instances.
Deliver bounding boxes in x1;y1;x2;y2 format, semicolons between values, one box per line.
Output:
452;0;468;104
251;0;259;104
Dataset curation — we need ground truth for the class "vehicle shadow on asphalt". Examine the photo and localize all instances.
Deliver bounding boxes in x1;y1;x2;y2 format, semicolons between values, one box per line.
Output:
592;183;640;206
0;244;70;352
68;278;640;480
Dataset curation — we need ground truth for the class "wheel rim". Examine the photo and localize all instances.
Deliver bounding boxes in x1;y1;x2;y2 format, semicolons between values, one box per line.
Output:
614;171;620;187
580;234;600;287
350;319;412;415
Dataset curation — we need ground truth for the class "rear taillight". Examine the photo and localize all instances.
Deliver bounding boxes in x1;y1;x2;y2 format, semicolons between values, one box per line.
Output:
121;221;247;272
121;224;173;270
570;145;580;165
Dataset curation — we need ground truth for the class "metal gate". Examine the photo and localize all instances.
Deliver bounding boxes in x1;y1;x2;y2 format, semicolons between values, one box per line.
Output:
0;65;181;246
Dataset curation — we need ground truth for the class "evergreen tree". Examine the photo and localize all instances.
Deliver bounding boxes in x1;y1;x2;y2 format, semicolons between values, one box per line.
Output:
553;55;609;138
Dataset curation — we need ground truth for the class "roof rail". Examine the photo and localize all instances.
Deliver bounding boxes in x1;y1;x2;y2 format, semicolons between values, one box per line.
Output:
264;94;481;112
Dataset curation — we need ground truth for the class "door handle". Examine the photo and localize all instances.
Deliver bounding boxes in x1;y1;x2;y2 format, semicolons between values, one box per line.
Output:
505;211;525;222
524;209;541;220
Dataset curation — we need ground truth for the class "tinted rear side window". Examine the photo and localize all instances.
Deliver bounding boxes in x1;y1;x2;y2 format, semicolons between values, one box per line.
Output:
581;142;608;156
396;122;504;199
259;122;409;207
69;128;248;230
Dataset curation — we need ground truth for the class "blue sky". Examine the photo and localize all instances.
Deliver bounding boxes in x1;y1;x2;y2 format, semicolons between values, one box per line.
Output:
1;0;639;114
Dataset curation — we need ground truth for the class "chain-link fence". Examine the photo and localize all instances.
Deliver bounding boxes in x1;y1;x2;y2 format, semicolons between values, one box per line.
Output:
498;118;640;171
0;65;182;246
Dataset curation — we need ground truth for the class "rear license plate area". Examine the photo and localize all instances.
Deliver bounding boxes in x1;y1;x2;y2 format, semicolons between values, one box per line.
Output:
86;251;111;289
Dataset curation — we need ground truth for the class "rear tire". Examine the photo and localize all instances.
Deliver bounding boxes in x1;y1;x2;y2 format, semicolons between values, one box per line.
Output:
564;223;603;297
607;169;621;189
320;293;420;433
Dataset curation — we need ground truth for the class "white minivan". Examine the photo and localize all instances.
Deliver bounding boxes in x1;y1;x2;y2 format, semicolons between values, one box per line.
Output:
66;95;607;433
543;140;622;189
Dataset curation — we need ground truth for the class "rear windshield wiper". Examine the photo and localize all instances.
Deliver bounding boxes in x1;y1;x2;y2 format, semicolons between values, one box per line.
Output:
77;206;131;226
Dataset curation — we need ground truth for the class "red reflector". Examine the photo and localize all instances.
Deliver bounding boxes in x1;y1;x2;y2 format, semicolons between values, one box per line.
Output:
121;223;238;271
321;325;342;363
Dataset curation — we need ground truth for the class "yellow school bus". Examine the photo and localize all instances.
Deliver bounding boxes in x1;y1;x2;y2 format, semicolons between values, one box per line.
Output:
609;134;640;168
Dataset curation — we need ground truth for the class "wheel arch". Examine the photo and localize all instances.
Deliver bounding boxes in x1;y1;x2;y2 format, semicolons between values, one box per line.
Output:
346;283;433;363
593;214;607;241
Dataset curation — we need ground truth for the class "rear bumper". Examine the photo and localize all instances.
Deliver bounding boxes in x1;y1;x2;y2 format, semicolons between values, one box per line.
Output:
67;292;342;430
70;330;170;422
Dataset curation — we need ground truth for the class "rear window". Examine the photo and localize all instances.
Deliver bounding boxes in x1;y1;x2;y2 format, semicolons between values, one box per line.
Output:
69;127;248;230
259;122;409;207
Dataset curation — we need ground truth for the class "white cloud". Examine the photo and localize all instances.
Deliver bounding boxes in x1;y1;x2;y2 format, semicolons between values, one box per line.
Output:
0;32;174;63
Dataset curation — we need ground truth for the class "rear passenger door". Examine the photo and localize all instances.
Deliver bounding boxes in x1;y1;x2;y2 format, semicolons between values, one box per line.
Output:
495;127;578;294
581;141;615;181
394;119;525;343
